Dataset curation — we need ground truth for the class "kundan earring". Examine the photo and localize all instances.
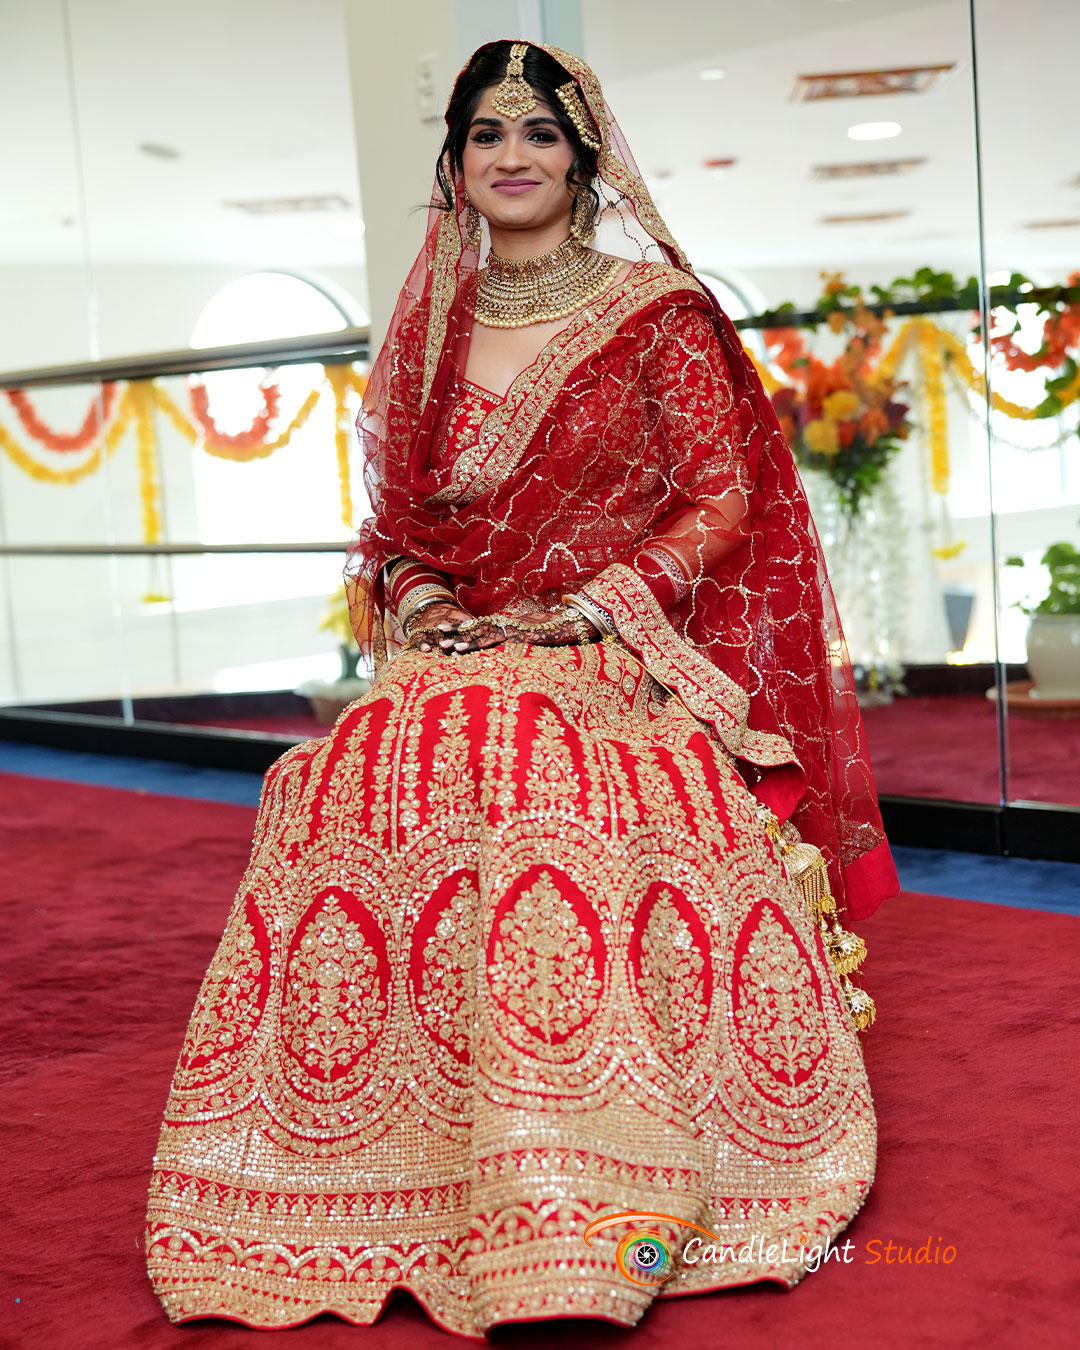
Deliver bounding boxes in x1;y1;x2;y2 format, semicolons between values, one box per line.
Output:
463;195;482;251
570;191;595;245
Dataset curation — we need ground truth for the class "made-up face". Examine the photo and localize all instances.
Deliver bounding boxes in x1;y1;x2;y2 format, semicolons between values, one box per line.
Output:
461;89;576;239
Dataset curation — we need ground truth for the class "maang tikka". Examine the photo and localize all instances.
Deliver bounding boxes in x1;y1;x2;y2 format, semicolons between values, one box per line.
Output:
490;42;538;120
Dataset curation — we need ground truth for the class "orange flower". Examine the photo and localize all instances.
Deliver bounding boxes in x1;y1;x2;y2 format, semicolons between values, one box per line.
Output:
827;310;848;334
858;408;889;442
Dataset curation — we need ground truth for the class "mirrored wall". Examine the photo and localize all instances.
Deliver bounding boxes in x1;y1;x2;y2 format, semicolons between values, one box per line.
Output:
1;0;1078;826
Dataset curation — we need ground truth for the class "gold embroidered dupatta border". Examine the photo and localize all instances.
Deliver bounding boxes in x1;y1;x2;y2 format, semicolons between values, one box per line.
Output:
583;563;801;775
428;262;702;507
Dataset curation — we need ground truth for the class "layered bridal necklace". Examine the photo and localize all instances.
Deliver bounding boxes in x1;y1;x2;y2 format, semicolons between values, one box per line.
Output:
474;236;622;329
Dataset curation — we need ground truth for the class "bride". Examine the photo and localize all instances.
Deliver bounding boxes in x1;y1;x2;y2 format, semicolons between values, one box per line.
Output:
146;39;898;1338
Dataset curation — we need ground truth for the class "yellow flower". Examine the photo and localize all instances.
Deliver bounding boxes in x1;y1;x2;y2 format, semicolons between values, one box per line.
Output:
821;271;847;296
932;541;968;561
319;589;355;646
803;418;840;455
823;389;861;421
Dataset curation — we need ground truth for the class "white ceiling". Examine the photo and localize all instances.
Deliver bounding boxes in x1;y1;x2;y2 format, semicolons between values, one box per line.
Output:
586;0;1080;278
1;0;1077;287
0;0;362;268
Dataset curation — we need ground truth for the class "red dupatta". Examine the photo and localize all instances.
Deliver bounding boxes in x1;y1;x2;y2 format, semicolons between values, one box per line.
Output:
346;41;899;921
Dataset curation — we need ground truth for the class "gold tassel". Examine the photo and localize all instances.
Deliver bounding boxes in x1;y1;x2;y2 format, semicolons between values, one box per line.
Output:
759;810;876;1032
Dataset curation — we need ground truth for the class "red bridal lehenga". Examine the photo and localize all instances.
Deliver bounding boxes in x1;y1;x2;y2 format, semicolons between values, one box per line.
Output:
145;41;898;1339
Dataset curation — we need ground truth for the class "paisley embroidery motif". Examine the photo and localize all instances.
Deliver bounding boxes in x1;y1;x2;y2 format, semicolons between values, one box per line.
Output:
416;872;481;1061
489;870;601;1044
731;901;827;1088
177;894;267;1083
634;887;708;1053
281;889;387;1082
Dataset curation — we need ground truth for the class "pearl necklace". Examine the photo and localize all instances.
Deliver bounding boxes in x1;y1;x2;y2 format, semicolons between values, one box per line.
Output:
474;237;622;329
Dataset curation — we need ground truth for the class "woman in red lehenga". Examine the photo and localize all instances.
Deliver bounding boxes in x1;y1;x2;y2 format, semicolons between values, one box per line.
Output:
145;40;899;1339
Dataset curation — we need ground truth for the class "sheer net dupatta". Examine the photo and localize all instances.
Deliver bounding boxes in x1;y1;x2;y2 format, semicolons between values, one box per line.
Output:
343;39;898;925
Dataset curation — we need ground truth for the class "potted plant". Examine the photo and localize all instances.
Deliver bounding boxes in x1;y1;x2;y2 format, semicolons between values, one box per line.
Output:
1006;525;1080;698
297;589;371;724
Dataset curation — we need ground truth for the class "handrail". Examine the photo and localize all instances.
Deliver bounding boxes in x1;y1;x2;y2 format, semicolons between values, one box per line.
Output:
733;286;1039;331
0;542;347;556
0;327;371;390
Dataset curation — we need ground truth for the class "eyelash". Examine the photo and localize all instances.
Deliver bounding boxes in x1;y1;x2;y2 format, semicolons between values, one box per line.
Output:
471;130;559;146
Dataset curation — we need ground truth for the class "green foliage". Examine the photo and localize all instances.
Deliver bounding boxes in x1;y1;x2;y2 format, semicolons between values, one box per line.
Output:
1006;524;1080;615
800;435;903;520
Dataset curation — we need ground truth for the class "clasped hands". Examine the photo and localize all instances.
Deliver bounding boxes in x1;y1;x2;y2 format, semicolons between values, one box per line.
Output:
406;601;597;655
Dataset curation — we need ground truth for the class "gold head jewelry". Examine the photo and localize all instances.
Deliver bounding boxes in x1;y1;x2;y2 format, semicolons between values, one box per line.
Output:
490;42;538;120
556;80;601;151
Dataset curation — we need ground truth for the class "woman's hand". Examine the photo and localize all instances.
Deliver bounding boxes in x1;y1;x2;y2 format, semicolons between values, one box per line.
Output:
504;607;600;647
408;602;508;655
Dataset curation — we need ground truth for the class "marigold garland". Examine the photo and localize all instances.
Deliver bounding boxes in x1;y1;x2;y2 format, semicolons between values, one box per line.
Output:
324;364;367;528
188;378;281;449
129;381;164;543
917;322;950;495
5;381;119;451
0;385;133;484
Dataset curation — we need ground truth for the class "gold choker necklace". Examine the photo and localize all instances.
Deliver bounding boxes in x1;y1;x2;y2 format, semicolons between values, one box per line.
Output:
475;237;622;329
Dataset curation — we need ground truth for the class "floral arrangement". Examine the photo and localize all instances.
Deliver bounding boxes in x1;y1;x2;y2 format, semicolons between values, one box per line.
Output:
766;276;912;519
759;267;1080;415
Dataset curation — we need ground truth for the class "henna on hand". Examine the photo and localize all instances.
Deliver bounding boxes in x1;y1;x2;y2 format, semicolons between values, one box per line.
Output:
504;609;600;647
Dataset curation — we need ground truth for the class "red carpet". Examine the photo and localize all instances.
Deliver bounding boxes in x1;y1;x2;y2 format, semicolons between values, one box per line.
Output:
2;771;1076;1349
861;694;1080;805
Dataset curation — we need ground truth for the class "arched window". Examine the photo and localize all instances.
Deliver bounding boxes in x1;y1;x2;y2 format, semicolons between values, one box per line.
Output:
186;271;365;553
168;272;366;655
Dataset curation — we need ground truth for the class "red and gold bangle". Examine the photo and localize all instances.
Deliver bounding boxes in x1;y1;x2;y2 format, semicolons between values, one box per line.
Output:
384;555;456;626
562;591;616;637
398;584;455;630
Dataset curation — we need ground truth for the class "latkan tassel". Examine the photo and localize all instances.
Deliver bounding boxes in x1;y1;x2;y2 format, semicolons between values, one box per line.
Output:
826;921;867;977
841;977;877;1031
759;808;876;1033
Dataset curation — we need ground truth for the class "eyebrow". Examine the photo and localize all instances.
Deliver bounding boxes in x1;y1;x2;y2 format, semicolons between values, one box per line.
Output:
469;115;561;129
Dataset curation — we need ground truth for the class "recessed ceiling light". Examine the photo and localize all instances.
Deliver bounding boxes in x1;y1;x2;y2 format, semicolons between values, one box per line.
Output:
699;68;726;81
847;121;902;141
138;141;181;160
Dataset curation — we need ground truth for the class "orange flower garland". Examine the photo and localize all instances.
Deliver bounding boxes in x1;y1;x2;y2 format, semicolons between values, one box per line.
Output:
5;381;119;452
991;271;1080;373
188;377;281;449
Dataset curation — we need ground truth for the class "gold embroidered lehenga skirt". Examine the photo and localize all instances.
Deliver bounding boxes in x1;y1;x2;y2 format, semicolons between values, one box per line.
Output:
145;639;876;1337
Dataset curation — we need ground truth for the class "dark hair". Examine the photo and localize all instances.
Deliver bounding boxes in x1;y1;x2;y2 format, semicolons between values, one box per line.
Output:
436;42;600;236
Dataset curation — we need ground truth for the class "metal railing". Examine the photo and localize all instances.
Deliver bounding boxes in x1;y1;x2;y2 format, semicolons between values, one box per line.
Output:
0;326;370;390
